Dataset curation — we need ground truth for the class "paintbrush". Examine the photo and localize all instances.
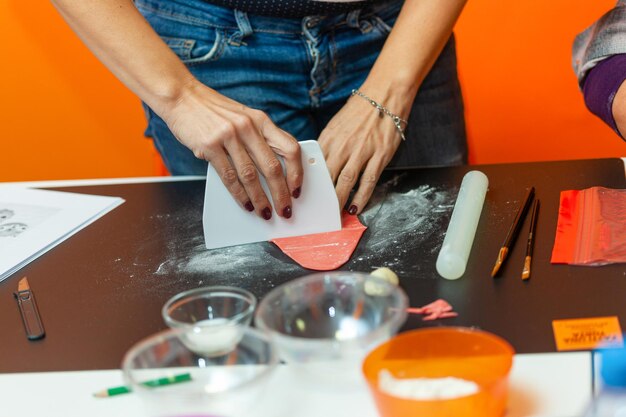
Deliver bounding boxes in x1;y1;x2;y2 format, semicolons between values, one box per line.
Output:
522;199;540;280
491;186;535;277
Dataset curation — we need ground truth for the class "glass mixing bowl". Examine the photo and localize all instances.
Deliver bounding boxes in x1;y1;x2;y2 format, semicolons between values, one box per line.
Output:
255;271;408;382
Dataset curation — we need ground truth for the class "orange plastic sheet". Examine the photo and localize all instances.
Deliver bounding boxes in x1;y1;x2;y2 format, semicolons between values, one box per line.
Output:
551;187;626;265
271;213;367;271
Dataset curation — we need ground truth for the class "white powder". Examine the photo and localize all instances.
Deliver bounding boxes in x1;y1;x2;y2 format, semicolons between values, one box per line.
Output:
350;181;456;276
152;177;456;280
179;318;244;356
378;370;479;400
155;235;302;277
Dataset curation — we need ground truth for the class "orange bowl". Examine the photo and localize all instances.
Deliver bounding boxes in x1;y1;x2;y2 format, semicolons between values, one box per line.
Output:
362;327;514;417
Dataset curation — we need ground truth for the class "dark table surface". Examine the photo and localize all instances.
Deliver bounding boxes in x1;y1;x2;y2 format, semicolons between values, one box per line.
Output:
1;158;624;373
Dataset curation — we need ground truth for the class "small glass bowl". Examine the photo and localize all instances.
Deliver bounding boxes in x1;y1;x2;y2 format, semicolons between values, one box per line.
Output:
122;327;277;417
162;286;257;356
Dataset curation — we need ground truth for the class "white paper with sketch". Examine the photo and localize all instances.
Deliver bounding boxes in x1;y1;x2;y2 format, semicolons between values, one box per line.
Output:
0;187;124;282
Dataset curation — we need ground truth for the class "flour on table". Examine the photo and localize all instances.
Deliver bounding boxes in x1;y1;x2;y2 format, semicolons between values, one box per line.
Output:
155;234;301;277
351;180;457;276
153;178;455;280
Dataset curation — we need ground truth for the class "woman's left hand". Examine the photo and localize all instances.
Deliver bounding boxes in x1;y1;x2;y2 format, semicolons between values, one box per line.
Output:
318;89;411;215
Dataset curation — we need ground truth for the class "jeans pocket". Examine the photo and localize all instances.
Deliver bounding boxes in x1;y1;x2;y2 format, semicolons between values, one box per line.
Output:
160;31;226;64
136;0;229;65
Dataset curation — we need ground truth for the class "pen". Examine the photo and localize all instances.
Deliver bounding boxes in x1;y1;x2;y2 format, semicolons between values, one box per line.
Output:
93;372;192;398
491;186;535;277
522;199;540;280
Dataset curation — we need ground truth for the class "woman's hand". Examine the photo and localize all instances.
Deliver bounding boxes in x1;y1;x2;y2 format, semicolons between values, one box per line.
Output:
49;0;303;221
318;88;411;215
164;80;303;220
317;0;467;215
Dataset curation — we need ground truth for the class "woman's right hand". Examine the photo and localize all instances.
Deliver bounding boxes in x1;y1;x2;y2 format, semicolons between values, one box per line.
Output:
162;80;303;220
49;0;302;219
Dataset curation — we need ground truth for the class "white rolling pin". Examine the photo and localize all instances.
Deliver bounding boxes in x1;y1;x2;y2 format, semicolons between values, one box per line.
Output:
436;171;489;280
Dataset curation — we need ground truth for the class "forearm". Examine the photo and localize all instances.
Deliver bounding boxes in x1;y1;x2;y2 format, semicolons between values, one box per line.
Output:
51;0;197;116
361;0;467;108
52;0;303;219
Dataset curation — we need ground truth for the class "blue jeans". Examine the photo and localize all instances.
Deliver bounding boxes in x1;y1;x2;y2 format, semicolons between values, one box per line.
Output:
137;0;467;175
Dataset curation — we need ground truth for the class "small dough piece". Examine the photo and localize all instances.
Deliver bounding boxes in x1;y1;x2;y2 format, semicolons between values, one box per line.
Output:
370;267;399;286
365;267;399;296
406;299;458;321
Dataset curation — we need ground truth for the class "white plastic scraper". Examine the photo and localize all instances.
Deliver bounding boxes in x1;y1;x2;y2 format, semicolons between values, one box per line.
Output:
203;140;342;250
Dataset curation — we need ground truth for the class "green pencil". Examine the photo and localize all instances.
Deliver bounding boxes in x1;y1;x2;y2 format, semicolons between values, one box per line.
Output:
93;372;192;398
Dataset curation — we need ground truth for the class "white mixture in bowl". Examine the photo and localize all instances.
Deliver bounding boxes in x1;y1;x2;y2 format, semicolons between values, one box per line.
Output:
378;370;479;400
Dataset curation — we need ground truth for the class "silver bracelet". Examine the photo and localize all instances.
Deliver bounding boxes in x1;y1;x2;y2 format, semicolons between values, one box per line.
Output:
351;89;408;141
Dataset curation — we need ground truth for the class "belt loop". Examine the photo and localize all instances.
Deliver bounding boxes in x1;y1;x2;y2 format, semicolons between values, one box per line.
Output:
230;10;253;46
346;9;361;29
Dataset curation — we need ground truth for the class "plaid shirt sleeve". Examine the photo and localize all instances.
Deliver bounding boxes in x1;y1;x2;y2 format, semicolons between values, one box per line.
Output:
573;1;626;86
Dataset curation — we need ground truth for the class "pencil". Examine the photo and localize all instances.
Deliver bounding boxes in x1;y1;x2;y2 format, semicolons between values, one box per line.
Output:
491;186;535;277
522;199;540;280
93;372;192;398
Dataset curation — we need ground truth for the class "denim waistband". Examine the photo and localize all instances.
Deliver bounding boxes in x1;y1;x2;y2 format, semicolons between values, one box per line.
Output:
135;0;402;35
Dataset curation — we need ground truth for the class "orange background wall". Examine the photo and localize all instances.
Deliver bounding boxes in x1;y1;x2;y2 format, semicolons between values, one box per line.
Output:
456;0;625;164
1;0;625;182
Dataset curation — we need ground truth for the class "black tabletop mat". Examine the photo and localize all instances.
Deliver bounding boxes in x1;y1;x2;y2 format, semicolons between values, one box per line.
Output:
0;158;624;372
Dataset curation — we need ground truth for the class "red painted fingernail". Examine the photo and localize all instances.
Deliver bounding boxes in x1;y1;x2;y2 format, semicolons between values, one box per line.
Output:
348;205;358;215
262;207;272;220
292;187;301;199
244;201;254;212
283;206;292;219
